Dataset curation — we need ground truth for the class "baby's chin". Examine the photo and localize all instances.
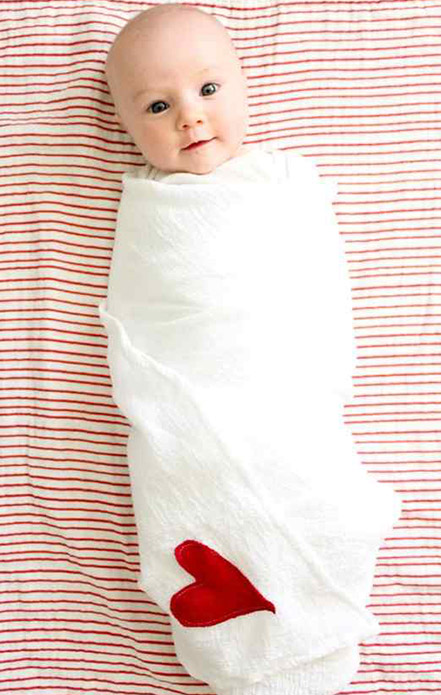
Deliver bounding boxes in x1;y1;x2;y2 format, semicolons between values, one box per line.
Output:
147;141;246;175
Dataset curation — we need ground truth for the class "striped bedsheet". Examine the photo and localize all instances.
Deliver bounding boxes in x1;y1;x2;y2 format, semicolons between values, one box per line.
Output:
1;1;440;693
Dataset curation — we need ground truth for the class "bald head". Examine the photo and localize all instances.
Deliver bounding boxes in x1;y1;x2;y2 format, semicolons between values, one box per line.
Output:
106;4;241;94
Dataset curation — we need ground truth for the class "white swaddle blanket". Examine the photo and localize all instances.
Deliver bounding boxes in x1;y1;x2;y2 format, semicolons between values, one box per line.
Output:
98;147;401;695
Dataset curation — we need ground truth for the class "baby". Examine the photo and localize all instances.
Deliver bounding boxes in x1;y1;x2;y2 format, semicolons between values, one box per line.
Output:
105;3;253;175
101;6;401;695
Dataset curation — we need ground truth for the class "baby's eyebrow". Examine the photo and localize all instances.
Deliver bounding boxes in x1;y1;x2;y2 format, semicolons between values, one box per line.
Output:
132;65;221;101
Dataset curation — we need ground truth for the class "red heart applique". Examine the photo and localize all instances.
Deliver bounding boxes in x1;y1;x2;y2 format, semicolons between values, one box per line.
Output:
170;540;276;627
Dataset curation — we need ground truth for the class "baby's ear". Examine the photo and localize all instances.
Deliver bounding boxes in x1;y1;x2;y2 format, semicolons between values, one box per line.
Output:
113;111;124;127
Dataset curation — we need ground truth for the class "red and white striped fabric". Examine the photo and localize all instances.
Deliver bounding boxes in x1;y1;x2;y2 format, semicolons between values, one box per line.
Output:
1;1;440;693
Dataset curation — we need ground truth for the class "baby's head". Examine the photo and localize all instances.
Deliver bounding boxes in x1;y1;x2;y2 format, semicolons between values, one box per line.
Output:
105;4;249;174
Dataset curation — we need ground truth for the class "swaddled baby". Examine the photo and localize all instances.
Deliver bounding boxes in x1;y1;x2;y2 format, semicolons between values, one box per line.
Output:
100;6;401;695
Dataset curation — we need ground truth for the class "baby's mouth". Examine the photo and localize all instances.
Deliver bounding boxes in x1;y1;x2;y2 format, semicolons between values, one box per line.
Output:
183;138;214;151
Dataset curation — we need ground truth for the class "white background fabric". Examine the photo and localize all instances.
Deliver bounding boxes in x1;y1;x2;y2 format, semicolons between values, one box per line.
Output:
1;1;440;693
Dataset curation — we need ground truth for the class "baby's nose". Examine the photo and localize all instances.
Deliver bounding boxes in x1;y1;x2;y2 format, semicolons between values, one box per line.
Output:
178;104;205;129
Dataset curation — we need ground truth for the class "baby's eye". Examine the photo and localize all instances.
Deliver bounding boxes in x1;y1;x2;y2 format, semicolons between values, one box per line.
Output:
148;101;167;115
201;82;218;96
147;82;219;114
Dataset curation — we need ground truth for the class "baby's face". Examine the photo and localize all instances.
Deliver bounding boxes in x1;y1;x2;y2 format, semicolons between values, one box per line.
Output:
107;11;249;174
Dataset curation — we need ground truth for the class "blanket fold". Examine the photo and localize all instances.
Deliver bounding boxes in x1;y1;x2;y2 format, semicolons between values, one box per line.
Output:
99;150;401;695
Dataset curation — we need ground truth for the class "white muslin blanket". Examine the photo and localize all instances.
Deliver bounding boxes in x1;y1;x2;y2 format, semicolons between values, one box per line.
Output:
98;147;401;695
